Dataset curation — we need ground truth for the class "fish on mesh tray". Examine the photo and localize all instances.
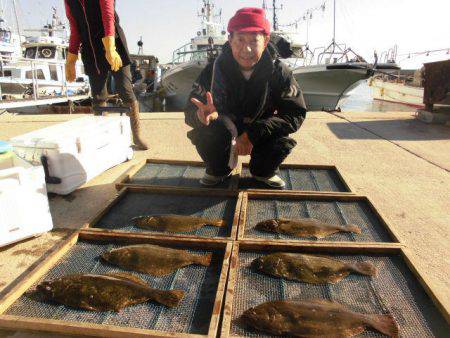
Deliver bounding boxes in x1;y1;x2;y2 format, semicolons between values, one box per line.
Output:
251;252;377;284
255;218;361;239
37;272;185;312
101;244;212;276
242;299;399;337
132;214;225;233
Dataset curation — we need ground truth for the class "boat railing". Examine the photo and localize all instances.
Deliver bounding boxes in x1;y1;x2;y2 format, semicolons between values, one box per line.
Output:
315;40;366;65
0;55;84;102
290;45;316;68
171;42;222;65
171;43;197;64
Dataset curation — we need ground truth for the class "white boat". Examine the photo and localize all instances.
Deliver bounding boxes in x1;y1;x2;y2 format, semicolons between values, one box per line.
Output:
161;0;227;110
0;0;23;62
0;8;89;100
368;45;450;108
369;72;424;108
289;42;397;111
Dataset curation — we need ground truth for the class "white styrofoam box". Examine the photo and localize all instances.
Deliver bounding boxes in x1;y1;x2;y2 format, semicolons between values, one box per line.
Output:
0;155;53;247
46;139;133;195
9;116;133;195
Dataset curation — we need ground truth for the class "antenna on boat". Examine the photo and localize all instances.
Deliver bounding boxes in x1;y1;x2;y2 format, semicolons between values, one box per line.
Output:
198;0;222;37
24;6;66;38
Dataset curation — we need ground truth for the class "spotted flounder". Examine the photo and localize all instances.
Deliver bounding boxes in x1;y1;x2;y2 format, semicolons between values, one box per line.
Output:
242;299;399;337
37;272;184;312
132;214;225;233
255;218;361;239
101;244;212;276
252;252;377;284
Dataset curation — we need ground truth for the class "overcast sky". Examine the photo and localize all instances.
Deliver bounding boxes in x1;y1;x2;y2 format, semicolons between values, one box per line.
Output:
5;0;450;67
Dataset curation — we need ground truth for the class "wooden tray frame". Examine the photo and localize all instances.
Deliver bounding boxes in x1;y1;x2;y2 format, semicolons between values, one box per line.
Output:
220;241;449;337
0;230;233;338
115;159;240;191
239;162;355;194
238;191;402;245
83;186;244;241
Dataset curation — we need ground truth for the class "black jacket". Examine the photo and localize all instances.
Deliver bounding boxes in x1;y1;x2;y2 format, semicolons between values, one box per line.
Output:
184;42;307;145
65;0;131;75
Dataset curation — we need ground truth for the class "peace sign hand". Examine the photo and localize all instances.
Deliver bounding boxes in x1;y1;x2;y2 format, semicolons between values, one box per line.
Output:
191;91;219;126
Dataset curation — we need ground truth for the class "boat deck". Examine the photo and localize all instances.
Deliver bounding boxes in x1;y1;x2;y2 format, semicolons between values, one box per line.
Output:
0;95;89;110
0;110;449;337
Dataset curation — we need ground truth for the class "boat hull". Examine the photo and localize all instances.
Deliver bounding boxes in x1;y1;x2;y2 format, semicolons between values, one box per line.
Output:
0;78;89;97
161;61;374;112
293;64;370;111
369;78;425;108
161;61;207;111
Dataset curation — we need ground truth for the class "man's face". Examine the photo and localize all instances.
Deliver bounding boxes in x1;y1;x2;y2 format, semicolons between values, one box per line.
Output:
229;32;270;71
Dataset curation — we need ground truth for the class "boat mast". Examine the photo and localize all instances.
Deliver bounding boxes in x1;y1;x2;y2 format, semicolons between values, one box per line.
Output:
332;0;336;43
11;0;21;37
263;0;282;31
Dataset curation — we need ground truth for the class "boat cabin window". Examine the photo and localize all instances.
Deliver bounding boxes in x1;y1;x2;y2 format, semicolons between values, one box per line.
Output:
25;69;45;80
25;47;37;59
38;46;56;59
0;30;11;43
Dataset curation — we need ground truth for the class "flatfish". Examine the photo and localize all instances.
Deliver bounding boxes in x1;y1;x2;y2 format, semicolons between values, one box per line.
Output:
37;272;185;312
132;214;225;233
251;252;377;283
101;244;212;276
255;218;361;238
242;299;399;337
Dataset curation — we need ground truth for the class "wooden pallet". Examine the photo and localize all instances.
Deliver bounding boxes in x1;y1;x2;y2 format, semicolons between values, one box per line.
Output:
0;230;232;338
115;159;240;191
239;162;355;194
83;186;244;241
238;191;402;245
221;241;449;337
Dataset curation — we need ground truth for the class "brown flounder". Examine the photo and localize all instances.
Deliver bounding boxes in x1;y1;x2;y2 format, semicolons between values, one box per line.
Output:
251;253;377;284
132;214;225;233
255;218;361;239
101;244;212;276
242;299;399;337
37;272;184;312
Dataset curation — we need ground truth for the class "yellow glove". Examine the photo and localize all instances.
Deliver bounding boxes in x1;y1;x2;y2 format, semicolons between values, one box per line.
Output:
65;52;78;82
102;36;123;72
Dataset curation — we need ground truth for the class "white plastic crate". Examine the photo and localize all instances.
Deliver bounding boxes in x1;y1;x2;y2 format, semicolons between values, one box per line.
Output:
0;153;53;247
9;116;133;195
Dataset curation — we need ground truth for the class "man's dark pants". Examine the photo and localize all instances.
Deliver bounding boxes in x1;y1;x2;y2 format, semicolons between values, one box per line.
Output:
188;119;297;177
88;65;136;105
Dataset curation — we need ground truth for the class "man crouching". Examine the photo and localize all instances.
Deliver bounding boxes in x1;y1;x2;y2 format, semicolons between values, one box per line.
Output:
184;7;307;188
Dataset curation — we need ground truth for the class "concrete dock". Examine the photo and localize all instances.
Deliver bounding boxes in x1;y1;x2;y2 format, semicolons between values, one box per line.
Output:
0;110;449;337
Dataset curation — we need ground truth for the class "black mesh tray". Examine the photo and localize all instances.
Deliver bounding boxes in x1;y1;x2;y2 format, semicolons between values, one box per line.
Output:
87;186;242;241
238;192;400;244
0;231;231;338
116;159;239;190
221;242;449;338
239;163;352;192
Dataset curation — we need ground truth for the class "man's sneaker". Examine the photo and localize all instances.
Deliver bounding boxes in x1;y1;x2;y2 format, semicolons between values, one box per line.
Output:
200;172;232;186
253;174;286;189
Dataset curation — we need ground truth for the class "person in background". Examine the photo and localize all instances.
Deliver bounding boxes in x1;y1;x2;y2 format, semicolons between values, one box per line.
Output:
131;60;143;84
184;7;307;188
64;0;148;150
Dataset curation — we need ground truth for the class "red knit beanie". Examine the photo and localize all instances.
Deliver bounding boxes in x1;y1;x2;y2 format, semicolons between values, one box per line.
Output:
227;8;271;35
